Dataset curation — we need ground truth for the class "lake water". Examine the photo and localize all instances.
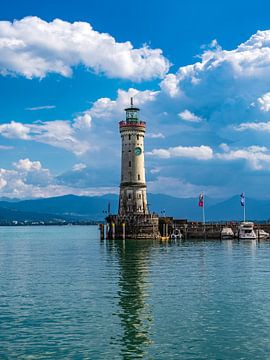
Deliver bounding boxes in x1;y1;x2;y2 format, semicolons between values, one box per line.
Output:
1;226;270;359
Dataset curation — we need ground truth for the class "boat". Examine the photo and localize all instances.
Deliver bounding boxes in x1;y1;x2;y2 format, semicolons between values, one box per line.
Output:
221;227;234;239
171;228;182;240
257;229;270;239
237;222;257;240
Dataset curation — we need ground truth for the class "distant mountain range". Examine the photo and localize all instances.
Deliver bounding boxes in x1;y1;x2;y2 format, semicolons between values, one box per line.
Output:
0;193;269;222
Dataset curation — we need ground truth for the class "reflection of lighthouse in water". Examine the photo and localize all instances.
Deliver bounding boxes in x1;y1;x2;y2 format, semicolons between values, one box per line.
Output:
106;240;153;358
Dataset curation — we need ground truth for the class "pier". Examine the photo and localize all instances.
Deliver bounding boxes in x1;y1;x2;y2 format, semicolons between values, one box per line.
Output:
100;217;270;240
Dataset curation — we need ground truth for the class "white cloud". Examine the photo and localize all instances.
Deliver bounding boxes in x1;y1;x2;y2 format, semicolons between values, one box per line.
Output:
178;109;203;122
73;112;92;129
148;176;220;198
0;88;158;157
147;145;213;160
13;158;42;171
0;145;13;150
73;163;87;171
216;145;270;170
0;177;7;189
234;121;270;132
0;158;53;197
257;92;270;112
0;121;30;139
150;167;161;174
0;159;117;198
147;142;270;171
0;118;91;155
219;143;230;152
146;132;165;139
26;105;56;111
89;88;159;120
156;30;270;135
160;73;180;97
0;16;170;81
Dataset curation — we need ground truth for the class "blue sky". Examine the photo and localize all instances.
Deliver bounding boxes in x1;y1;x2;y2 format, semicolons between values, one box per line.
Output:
1;0;270;199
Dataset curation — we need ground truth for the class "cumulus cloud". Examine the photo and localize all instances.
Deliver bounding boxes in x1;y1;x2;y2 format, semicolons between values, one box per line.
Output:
89;88;159;120
216;145;270;170
257;92;270;112
159;73;180;97
0;16;170;81
14;158;42;171
0;159;118;198
0;158;53;198
0;117;92;155
158;30;270;134
0;121;30;139
147;145;214;160
234;121;270;132
4;28;270;199
0;88;158;156
146;142;270;171
73;112;92;129
178;109;203;122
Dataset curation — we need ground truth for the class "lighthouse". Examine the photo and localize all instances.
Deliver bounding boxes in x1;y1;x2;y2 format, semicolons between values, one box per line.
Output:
119;98;148;215
104;99;161;240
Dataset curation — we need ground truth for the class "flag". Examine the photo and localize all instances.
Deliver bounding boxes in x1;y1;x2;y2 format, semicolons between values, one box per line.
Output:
198;193;204;207
240;193;245;207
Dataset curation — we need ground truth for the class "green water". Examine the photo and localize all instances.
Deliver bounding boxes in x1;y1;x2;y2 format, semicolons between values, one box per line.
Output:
0;226;270;359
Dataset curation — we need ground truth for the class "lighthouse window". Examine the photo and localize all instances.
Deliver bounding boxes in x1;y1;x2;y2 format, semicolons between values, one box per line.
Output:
138;174;141;180
137;135;139;140
129;134;131;140
128;193;131;199
129;161;131;167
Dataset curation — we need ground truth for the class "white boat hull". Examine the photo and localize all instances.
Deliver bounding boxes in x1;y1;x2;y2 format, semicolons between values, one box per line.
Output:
238;233;257;240
238;222;257;240
221;227;234;239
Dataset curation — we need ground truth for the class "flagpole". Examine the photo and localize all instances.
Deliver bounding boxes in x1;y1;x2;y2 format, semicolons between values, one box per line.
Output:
203;201;205;225
241;192;246;222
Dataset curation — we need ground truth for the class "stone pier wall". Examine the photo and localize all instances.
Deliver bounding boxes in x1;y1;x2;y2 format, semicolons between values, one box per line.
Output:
105;214;160;240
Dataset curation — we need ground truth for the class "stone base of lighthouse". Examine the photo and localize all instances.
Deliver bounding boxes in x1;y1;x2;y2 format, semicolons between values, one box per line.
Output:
105;214;161;240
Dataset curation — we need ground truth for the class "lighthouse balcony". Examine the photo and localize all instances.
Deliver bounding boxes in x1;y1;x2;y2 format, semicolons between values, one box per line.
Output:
119;121;146;128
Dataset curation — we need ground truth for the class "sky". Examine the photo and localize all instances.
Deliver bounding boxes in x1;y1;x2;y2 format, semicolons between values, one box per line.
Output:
1;0;270;199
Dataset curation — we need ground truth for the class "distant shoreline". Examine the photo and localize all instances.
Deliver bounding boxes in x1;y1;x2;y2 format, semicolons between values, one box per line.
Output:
0;221;99;226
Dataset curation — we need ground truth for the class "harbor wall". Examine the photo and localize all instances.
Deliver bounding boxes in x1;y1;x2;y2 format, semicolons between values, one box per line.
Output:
101;215;270;240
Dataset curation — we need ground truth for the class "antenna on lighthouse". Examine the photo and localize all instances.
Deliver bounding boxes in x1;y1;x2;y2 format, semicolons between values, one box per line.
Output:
130;97;133;107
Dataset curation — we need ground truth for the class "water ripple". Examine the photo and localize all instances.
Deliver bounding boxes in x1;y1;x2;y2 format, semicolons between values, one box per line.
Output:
1;228;270;359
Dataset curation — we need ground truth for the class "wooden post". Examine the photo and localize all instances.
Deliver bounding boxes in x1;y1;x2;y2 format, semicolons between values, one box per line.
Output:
106;223;109;240
99;224;104;240
112;222;115;240
122;222;125;240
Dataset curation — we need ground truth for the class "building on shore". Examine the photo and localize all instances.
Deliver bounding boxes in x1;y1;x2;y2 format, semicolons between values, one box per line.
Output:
104;99;161;240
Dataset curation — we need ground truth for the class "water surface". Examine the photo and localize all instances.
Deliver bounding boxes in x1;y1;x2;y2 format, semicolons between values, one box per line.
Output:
0;226;270;359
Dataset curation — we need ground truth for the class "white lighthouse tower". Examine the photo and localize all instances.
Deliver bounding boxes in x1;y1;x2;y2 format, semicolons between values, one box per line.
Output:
104;99;160;240
118;98;148;215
